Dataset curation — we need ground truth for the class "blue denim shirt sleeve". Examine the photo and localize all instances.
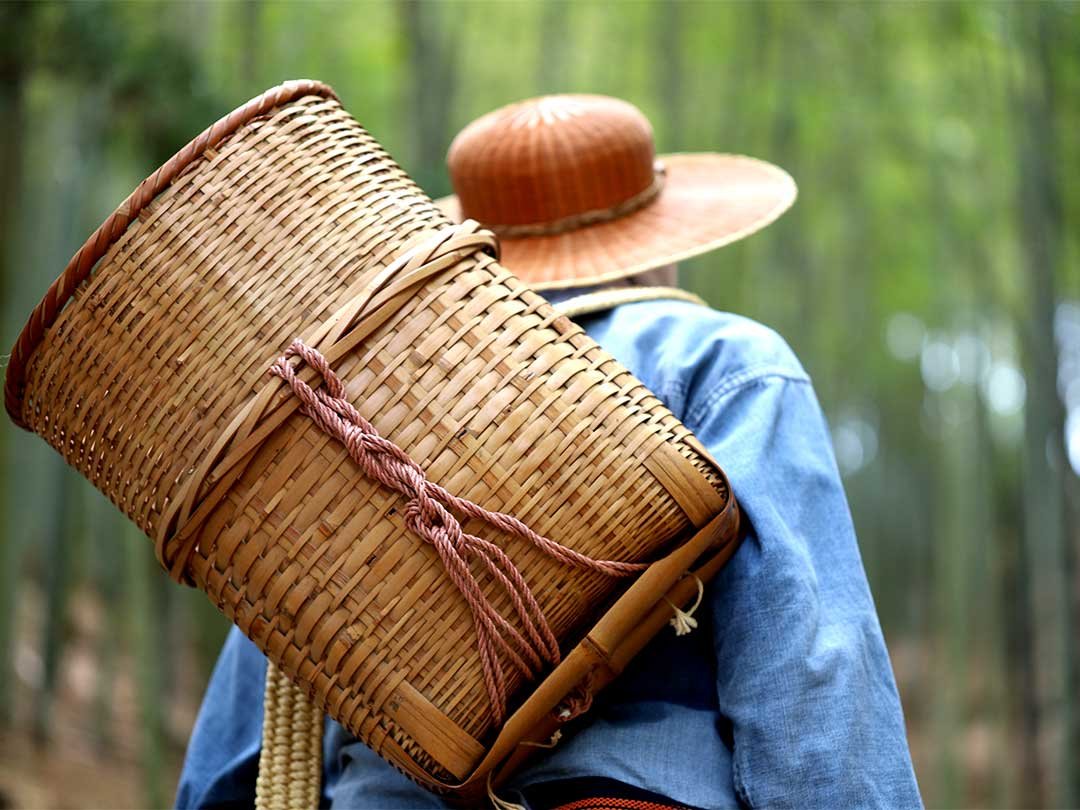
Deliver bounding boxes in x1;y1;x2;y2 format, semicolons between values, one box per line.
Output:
688;338;920;808
175;626;266;808
577;301;921;808
175;627;434;809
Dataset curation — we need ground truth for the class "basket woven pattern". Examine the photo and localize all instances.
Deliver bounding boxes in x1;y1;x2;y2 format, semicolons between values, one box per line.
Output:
11;85;728;783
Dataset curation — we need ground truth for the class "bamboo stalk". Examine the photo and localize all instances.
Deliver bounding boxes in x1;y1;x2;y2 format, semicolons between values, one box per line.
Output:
125;521;167;809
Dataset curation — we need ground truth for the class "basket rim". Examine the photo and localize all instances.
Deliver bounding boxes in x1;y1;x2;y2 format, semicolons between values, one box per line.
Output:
3;79;340;429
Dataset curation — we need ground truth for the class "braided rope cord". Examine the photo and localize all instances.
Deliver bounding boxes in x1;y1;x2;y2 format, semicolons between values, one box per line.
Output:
255;665;322;810
270;337;647;723
152;221;503;580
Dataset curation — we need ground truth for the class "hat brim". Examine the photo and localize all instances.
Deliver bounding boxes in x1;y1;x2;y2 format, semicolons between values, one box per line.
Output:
434;153;796;290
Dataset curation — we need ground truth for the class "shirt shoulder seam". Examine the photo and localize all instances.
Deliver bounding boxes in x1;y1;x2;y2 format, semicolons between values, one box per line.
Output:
686;364;811;429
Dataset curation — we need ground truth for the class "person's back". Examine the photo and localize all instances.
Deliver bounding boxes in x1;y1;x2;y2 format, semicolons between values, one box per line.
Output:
178;295;920;809
178;93;921;808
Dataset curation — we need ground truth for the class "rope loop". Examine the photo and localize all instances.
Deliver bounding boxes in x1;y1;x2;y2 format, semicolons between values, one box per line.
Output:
665;574;705;637
489;161;666;239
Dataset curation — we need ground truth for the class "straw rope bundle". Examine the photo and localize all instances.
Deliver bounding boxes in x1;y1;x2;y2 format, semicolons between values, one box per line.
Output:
5;81;741;800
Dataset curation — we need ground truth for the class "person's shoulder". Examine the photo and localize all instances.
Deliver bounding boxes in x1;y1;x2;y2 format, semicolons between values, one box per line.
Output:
592;298;807;381
581;298;809;423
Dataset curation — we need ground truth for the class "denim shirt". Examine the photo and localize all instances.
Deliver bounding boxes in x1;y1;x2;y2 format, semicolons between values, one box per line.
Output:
175;296;922;809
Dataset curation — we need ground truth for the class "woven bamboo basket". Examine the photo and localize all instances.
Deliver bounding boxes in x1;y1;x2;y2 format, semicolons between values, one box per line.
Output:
4;81;742;800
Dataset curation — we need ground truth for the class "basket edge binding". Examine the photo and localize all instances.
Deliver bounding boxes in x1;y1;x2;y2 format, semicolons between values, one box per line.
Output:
3;79;341;429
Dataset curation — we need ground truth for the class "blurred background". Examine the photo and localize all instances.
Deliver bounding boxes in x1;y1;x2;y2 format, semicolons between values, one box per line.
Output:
1;1;1078;807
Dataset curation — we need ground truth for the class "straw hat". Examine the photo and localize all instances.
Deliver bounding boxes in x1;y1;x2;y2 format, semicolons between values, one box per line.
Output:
437;94;797;290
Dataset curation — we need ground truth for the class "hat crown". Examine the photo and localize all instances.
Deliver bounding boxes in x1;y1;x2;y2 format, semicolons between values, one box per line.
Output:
447;94;657;229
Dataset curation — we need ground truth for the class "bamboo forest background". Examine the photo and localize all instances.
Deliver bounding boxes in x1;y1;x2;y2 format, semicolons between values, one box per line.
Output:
1;1;1078;807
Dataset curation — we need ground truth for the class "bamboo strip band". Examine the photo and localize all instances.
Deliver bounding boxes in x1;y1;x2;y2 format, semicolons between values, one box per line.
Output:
552;286;707;319
487;163;666;239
